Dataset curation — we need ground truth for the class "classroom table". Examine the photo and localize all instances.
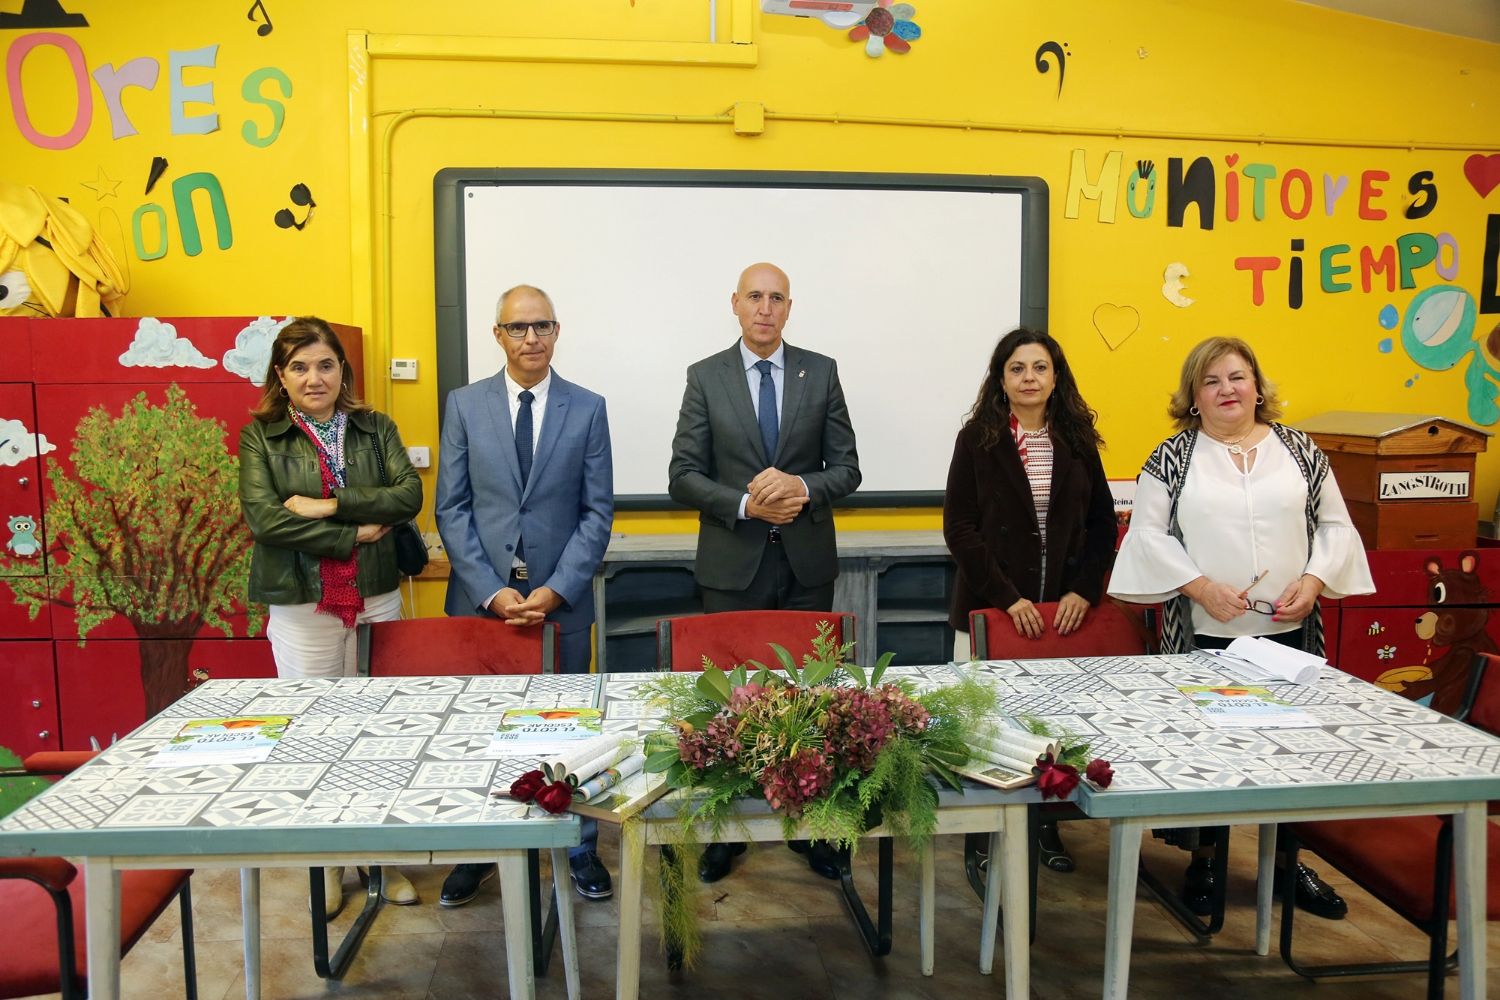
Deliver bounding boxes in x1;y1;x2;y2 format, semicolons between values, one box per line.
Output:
0;673;595;1000
595;664;1042;1000
965;651;1500;1000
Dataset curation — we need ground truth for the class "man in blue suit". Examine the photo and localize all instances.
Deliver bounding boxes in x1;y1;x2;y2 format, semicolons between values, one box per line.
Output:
435;283;614;904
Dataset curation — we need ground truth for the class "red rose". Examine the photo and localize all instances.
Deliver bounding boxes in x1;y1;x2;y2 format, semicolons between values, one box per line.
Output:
510;769;546;802
1085;758;1115;789
534;780;574;814
1036;760;1080;800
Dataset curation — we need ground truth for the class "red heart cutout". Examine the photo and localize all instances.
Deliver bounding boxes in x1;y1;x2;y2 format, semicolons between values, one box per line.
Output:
1464;153;1500;198
1224;154;1240;167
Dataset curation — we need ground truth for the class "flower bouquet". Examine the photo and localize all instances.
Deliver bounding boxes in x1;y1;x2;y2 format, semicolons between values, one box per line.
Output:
640;622;997;961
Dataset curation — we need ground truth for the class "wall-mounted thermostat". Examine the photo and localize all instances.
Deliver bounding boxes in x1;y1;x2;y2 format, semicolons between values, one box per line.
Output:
391;359;418;381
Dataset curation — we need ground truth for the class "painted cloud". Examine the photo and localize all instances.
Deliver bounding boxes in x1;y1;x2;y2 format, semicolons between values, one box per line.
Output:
118;317;217;369
222;316;291;385
0;417;57;467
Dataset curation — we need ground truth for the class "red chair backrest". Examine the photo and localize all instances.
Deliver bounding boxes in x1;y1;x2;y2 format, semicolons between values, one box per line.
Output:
656;611;857;672
968;600;1151;660
1464;652;1500;737
357;617;558;676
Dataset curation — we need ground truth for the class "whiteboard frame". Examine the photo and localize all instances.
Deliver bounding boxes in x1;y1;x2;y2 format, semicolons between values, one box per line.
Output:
433;168;1049;508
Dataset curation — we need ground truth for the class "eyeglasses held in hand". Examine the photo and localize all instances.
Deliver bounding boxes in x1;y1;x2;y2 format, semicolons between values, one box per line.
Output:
497;321;559;339
1244;599;1277;615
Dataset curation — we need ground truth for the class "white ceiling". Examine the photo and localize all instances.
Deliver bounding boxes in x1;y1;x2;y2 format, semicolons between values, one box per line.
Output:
1297;0;1500;45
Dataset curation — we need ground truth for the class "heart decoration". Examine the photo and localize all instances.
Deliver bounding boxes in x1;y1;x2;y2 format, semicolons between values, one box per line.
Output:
1464;154;1500;199
1224;153;1240;168
1092;303;1140;351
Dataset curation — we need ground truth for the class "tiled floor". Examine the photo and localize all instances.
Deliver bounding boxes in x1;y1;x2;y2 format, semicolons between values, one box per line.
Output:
32;819;1500;999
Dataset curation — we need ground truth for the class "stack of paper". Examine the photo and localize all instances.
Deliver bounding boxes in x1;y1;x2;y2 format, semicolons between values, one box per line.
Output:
958;724;1060;790
1205;636;1325;685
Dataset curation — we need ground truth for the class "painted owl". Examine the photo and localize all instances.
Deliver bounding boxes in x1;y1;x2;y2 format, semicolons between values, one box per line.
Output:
5;514;40;557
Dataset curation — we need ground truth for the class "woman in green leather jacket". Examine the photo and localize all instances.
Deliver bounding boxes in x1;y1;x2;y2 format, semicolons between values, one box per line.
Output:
238;316;424;911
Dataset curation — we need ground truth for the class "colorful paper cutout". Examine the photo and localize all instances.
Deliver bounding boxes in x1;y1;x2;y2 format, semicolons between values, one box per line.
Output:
1161;263;1193;307
92;57;159;139
1092;303;1139;351
168;45;220;136
848;2;920;57
241;67;291;148
1401;284;1496;424
0;1;88;28
1066;149;1122;223
1378;304;1399;329
172;172;232;254
1323;174;1349;216
1034;41;1068;97
1359;170;1390;221
1167;157;1215;230
80;166;120;200
1126;161;1156;218
6;32;92;149
1406;170;1438;220
1484;214;1500;314
1377;338;1393;353
0;269;32;315
1464;154;1500;199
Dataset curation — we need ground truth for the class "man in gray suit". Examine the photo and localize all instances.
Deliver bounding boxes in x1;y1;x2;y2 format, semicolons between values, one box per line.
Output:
435;283;614;904
669;262;861;881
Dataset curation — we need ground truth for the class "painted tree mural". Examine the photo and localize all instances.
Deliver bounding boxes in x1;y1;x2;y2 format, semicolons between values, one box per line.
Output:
0;385;261;715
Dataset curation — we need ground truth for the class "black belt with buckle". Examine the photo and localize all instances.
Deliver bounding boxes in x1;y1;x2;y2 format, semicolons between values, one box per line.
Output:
767;527;782;544
511;565;529;580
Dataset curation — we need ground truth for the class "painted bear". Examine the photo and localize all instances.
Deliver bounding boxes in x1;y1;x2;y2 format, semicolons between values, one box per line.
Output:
4;514;41;557
1406;551;1495;716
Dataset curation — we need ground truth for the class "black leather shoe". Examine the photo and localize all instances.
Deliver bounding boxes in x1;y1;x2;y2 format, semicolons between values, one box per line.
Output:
439;862;496;907
569;850;613;900
1182;856;1215;917
1283;862;1347;920
698;842;747;883
1038;819;1075;873
806;840;848;880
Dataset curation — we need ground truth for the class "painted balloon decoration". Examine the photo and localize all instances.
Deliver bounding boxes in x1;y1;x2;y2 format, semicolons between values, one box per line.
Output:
1400;285;1497;424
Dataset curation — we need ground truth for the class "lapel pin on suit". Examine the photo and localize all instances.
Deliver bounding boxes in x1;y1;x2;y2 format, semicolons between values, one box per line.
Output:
798;370;806;378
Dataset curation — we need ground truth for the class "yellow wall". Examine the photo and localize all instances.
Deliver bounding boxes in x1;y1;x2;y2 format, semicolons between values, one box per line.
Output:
4;0;1498;617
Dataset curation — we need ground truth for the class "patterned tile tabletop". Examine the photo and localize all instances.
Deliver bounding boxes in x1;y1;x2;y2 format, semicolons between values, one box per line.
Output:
0;675;597;857
961;653;1500;818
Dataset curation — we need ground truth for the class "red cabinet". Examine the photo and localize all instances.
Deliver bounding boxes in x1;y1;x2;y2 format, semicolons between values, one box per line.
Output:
0;641;58;757
1333;548;1498;716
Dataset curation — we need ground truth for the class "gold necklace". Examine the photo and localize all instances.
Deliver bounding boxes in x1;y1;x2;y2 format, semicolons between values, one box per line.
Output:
1204;426;1256;455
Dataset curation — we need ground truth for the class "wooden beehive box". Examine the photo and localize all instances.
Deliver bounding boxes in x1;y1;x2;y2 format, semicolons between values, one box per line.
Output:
1293;412;1489;550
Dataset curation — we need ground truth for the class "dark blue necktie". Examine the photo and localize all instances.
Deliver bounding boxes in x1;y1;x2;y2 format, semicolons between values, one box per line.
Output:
755;360;778;461
516;390;535;487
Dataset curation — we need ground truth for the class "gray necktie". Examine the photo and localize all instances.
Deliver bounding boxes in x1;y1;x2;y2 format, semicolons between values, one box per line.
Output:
755;360;778;460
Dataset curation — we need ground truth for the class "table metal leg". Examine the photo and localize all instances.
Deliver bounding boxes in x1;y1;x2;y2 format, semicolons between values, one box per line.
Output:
1454;802;1486;1000
1254;823;1276;956
999;805;1030;1000
837;838;893;955
550;847;581;1000
979;827;1002;975
615;820;646;1000
240;867;261;1000
920;839;935;976
84;857;122;1000
499;852;537;1000
309;866;382;979
1104;820;1145;1000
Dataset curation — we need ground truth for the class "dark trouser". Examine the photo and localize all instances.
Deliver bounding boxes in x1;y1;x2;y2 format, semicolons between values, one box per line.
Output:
1192;629;1304;652
509;569;598;858
700;534;835;613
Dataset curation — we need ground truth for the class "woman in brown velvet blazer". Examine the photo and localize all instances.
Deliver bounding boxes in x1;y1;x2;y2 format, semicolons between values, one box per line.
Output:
944;327;1116;871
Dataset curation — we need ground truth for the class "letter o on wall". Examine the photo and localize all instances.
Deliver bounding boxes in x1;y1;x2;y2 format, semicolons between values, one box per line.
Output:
132;203;169;261
6;32;93;150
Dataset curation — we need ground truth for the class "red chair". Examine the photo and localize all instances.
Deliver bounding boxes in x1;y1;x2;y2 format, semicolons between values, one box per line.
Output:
655;610;858;672
0;753;196;1000
966;599;1154;934
345;617;562;979
1280;651;1500;999
357;616;559;675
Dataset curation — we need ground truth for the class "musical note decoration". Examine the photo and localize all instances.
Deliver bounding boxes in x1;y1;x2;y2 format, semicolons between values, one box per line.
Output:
247;0;272;36
0;0;88;28
1034;41;1070;97
274;184;315;231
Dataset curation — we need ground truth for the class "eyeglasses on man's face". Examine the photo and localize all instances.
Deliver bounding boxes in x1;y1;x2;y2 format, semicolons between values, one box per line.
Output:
496;321;559;340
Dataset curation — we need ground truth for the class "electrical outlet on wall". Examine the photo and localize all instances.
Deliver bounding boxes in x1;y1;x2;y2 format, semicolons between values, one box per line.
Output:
407;446;430;468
